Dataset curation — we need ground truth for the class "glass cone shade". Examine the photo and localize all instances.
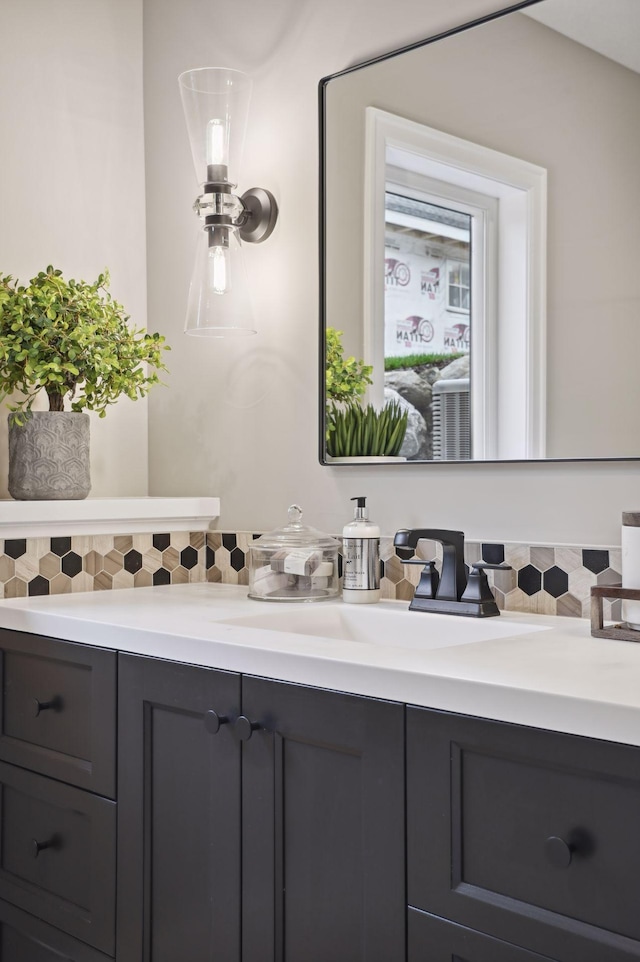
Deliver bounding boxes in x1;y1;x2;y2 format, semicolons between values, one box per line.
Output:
185;226;257;336
178;67;252;185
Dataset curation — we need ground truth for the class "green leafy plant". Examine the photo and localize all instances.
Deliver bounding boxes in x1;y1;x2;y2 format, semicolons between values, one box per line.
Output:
0;267;169;423
325;327;372;405
326;400;408;458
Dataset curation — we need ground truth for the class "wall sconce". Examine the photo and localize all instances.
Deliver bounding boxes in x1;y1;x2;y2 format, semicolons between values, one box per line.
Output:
178;67;278;336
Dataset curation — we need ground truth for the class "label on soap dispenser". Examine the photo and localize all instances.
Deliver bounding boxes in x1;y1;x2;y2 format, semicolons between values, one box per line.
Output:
343;539;380;590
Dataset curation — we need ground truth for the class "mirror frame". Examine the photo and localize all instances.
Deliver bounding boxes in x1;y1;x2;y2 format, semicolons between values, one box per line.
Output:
318;0;639;466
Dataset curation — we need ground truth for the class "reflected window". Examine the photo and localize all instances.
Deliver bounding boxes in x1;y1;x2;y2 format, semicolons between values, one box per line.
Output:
447;261;470;313
384;191;473;460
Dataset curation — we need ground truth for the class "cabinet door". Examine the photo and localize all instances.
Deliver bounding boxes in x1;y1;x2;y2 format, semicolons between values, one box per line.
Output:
117;654;242;962
408;908;561;961
241;676;405;962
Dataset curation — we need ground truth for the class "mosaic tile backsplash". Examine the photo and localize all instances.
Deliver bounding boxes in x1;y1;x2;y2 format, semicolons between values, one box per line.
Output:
0;529;622;621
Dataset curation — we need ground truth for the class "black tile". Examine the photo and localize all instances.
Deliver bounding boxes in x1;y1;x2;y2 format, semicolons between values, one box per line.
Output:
50;536;72;557
252;533;261;540
518;564;541;596
380;559;385;579
181;546;198;570
582;549;609;575
230;547;245;572
338;554;343;579
206;546;215;570
4;538;26;559
28;575;50;597
153;567;171;586
222;533;237;551
153;533;171;552
481;543;505;565
124;549;143;574
62;552;82;578
543;565;569;598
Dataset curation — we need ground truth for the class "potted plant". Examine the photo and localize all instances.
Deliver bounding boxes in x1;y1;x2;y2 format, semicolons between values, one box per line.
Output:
325;327;408;460
0;266;169;500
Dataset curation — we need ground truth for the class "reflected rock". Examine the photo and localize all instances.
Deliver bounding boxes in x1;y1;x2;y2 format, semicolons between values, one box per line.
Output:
385;369;432;424
384;388;430;460
437;354;470;381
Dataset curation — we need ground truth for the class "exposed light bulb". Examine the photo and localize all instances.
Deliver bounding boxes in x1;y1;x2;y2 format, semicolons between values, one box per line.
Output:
208;244;230;294
206;118;227;167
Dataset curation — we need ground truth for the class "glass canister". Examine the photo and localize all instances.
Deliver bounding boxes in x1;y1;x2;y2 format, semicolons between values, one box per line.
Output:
248;505;340;602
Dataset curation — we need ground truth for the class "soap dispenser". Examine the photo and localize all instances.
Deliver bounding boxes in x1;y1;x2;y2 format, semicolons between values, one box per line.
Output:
342;496;381;604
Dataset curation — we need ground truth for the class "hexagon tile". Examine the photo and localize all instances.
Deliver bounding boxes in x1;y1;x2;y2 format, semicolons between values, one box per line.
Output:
0;531;625;621
0;532;208;598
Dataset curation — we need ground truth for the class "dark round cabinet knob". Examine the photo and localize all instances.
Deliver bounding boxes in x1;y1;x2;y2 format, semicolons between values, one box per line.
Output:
235;715;260;741
32;698;56;717
31;837;54;859
545;835;573;869
204;710;228;734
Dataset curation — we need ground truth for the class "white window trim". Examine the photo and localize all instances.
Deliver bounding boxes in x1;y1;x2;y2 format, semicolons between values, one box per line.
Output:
364;107;547;460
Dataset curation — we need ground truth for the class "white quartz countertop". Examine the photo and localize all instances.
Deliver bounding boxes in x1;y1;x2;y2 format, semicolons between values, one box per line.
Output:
0;583;638;747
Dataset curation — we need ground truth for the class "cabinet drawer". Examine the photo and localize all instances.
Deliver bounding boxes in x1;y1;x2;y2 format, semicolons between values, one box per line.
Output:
0;897;112;962
407;708;640;962
408;908;560;961
0;762;116;956
0;631;116;797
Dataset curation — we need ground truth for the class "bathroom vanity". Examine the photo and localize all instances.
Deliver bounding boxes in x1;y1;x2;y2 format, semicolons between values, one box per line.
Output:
0;584;638;961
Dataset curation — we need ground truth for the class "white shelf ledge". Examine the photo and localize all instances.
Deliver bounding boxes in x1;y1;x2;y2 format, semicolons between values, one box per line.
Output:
0;497;220;540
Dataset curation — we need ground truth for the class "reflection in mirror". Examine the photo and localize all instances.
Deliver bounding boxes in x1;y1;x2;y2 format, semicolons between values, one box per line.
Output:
321;0;640;464
385;191;472;460
366;108;546;461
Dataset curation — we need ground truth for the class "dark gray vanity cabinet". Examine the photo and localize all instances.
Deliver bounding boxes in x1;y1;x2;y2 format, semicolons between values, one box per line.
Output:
0;629;117;962
7;624;640;962
407;707;640;962
116;654;406;962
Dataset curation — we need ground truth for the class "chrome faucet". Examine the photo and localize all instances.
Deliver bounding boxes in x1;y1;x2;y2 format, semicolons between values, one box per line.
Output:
393;528;511;618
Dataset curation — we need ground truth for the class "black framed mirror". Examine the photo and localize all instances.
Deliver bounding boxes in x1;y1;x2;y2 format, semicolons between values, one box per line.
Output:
319;0;640;464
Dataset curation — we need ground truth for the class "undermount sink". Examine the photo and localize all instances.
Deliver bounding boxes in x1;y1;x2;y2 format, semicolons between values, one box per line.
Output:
221;603;550;651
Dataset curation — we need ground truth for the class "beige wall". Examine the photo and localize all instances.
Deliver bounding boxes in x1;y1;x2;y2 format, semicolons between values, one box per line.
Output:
144;0;640;545
0;0;149;497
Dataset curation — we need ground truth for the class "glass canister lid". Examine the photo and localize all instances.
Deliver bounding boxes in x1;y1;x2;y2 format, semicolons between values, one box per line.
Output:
253;505;340;551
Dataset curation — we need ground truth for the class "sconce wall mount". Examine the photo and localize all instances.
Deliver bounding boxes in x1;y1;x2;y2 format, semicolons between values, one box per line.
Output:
179;67;278;336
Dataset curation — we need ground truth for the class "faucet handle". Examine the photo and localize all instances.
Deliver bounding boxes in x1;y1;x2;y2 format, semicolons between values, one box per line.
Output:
461;561;513;606
400;559;439;600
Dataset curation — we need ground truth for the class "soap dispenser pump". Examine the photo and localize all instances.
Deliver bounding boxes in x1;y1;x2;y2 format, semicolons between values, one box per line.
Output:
342;496;381;604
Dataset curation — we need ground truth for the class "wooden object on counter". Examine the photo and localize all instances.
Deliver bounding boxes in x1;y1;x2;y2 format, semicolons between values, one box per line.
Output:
590;584;640;641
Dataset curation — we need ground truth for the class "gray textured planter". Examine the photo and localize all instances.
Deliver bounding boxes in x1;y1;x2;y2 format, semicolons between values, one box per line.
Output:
8;412;91;500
